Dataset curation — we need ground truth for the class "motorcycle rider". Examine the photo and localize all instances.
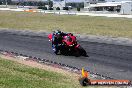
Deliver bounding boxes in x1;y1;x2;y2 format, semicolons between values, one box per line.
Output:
52;30;66;53
49;30;88;57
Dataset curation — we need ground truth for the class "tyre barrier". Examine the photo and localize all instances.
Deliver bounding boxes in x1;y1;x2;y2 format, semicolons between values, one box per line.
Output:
0;49;113;79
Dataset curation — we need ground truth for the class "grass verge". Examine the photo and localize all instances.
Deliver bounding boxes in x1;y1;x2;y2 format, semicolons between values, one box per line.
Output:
0;56;124;88
0;57;80;88
0;11;132;38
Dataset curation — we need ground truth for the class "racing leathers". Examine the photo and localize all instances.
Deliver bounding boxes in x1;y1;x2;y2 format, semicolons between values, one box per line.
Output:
52;31;65;53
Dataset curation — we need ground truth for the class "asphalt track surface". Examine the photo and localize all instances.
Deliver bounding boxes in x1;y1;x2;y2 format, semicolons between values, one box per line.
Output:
0;32;132;80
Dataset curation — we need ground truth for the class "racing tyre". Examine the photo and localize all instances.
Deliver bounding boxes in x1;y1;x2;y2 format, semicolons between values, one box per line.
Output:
78;46;88;57
75;50;80;57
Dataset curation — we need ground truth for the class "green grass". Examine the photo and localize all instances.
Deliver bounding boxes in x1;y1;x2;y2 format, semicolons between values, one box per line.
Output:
0;57;122;88
0;11;132;38
0;58;81;88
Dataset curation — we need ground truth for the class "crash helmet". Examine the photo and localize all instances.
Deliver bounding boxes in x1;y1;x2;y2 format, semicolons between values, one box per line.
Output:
53;30;61;33
53;30;61;38
55;30;61;35
55;30;61;34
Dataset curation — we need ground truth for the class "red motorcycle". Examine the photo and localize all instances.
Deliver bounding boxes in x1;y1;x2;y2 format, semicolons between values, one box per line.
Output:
48;33;88;57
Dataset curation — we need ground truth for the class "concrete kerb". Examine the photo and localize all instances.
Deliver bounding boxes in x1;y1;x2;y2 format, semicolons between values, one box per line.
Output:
0;49;113;79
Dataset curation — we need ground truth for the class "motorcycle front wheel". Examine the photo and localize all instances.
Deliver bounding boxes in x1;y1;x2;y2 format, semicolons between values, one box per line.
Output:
76;46;88;57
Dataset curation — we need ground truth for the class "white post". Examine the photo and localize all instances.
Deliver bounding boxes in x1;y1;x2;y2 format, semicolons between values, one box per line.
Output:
131;0;132;14
5;0;7;8
65;0;66;7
